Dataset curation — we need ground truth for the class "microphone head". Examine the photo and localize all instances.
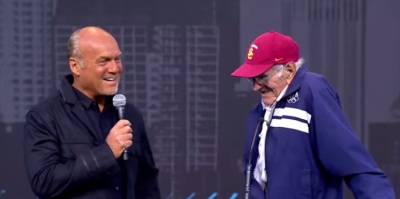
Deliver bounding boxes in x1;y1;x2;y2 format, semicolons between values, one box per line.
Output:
112;94;126;107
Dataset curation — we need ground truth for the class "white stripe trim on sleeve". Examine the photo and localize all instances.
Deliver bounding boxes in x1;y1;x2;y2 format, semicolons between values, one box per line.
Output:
270;118;309;134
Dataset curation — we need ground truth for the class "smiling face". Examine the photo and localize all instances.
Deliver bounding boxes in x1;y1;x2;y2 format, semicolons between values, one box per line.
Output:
69;27;122;101
252;63;297;105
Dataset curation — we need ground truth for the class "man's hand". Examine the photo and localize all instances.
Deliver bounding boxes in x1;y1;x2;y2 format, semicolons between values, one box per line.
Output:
106;119;133;158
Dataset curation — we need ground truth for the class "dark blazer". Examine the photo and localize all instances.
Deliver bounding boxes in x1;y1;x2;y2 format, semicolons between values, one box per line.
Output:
23;75;161;199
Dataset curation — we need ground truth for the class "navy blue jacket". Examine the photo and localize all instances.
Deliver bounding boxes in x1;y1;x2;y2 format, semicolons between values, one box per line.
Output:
243;66;395;198
24;75;161;199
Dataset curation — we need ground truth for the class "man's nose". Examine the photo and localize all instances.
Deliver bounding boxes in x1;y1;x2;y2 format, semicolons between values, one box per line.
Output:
108;60;120;72
253;82;262;91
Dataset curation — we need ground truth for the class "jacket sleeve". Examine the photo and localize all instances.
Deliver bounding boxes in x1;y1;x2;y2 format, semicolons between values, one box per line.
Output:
134;111;161;199
23;110;119;198
311;85;396;199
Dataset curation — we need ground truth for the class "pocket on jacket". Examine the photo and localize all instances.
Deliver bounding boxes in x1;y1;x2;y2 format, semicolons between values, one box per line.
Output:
300;169;312;198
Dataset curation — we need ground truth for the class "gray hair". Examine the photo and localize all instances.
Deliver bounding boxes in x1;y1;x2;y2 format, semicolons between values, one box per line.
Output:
272;58;305;77
294;58;305;69
67;28;83;65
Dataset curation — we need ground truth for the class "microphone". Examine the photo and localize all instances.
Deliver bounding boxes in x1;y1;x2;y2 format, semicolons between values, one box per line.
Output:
245;118;265;199
112;94;128;160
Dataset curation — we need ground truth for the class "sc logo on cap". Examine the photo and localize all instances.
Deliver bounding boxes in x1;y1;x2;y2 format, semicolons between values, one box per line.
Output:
247;44;258;60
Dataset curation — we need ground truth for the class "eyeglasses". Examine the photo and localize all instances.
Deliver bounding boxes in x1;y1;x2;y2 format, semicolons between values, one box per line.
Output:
247;70;278;85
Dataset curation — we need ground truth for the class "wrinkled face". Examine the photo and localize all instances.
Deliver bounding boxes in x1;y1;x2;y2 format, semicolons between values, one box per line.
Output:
70;30;122;100
250;63;296;105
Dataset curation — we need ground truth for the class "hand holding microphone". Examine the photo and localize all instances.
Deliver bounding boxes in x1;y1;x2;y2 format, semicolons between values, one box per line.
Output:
106;94;132;160
106;120;133;159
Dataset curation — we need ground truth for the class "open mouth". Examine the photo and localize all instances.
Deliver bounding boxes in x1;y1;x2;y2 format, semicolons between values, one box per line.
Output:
103;77;118;86
260;87;273;94
103;77;117;82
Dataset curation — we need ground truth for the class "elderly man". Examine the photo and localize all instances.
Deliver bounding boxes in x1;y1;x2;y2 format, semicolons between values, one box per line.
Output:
24;26;161;199
231;30;395;199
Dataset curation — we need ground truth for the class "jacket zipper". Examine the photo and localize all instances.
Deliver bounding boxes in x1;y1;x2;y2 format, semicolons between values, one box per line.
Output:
264;104;277;198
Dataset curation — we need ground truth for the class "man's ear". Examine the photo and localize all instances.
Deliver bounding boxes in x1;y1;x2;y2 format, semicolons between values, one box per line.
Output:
285;62;297;84
69;57;81;76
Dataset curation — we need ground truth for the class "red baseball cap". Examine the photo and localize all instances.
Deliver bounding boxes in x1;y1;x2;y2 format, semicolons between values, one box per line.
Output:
231;30;299;78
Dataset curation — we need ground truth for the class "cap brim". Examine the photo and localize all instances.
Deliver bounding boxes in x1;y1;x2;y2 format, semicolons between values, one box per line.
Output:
230;63;273;78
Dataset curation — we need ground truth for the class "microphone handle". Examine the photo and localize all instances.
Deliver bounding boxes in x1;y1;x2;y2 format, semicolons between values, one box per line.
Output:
245;118;264;199
117;106;128;160
123;150;128;160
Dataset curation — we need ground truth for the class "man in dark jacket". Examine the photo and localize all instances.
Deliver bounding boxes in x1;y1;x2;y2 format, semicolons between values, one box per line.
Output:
231;30;395;198
23;26;161;199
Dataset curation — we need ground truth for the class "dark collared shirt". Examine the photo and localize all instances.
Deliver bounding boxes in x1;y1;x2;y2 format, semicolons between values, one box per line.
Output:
74;88;115;139
73;87;126;198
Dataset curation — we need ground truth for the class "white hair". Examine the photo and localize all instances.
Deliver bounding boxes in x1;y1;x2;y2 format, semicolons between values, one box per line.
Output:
295;58;305;69
272;58;305;77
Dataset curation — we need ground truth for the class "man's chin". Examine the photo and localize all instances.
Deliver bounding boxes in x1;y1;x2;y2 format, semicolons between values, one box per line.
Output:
102;88;118;96
261;94;277;106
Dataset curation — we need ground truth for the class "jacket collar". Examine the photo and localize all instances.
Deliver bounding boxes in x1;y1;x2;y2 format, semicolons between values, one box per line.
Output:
282;65;308;99
58;74;102;142
60;74;114;109
60;74;80;105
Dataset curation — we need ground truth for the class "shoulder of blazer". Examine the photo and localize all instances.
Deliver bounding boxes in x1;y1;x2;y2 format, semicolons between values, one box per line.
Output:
28;91;64;114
